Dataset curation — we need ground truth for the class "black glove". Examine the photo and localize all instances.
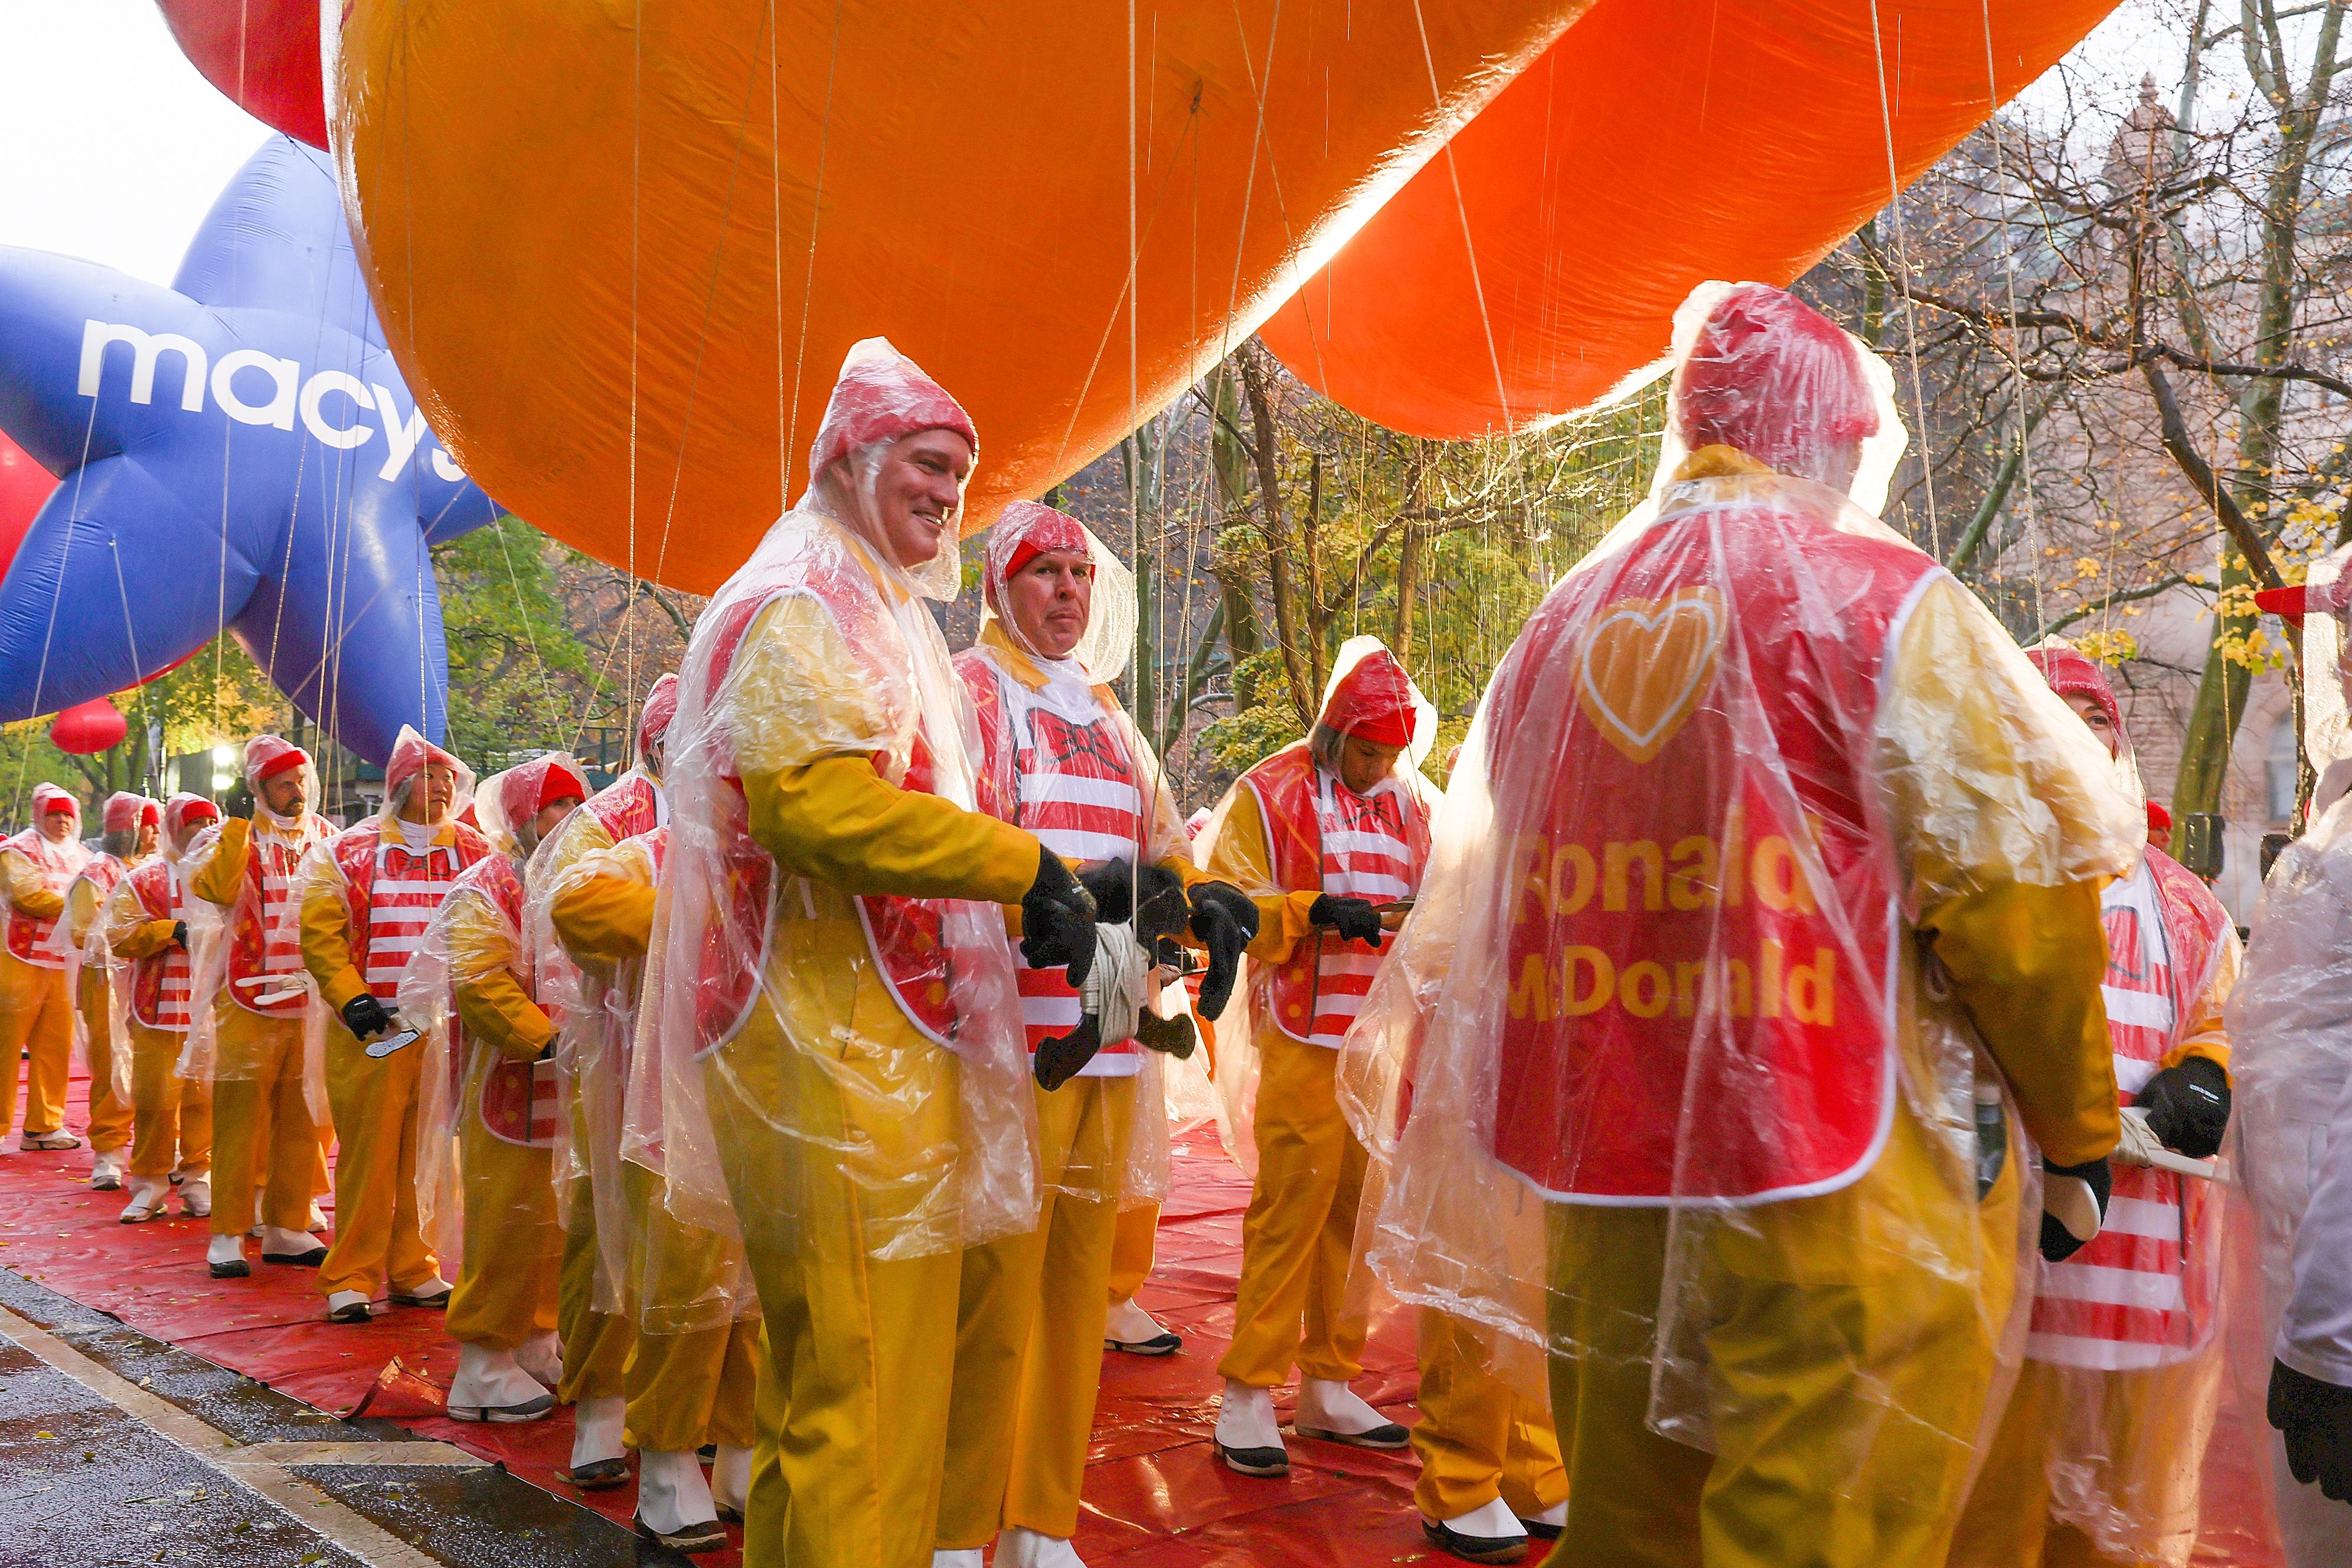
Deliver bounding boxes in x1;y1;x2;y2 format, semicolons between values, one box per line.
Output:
170;920;188;952
340;993;393;1040
2135;1056;2230;1160
1020;848;1098;991
1187;881;1259;1023
1311;893;1385;948
2039;1154;2112;1263
2272;1358;2352;1502
1077;860;1135;926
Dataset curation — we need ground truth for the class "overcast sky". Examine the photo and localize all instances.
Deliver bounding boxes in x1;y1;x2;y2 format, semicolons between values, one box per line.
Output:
1;0;272;287
0;0;2223;294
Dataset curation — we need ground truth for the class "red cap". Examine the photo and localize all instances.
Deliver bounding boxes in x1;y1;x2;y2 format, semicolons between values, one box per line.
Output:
246;734;312;785
31;783;79;823
983;501;1091;622
164;793;220;843
807;338;978;482
637;674;680;762
2146;799;2173;841
2024;642;2124;739
102;792;157;834
1321;646;1417;747
496;756;590;829
1674;284;1878;475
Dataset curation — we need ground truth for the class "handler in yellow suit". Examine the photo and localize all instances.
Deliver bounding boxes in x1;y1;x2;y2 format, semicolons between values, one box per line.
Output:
68;792;159;1188
530;674;677;1491
103;793;221;1222
1344;282;2140;1568
651;339;1099;1568
550;827;762;1554
409;755;587;1421
189;736;337;1279
301;729;489;1323
1;784;90;1149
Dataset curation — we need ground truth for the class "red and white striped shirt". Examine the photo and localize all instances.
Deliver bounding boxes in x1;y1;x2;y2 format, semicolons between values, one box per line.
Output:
1305;769;1415;1048
122;859;194;1032
328;819;486;1002
3;830;89;969
2028;856;2219;1370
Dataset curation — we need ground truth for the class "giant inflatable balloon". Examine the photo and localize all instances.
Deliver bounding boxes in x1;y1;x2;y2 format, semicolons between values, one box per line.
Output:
1258;0;2120;436
154;0;327;148
0;136;499;765
328;0;1594;593
0;429;57;577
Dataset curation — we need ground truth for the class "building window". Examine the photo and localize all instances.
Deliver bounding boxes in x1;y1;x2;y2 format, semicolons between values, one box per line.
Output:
2269;721;2300;824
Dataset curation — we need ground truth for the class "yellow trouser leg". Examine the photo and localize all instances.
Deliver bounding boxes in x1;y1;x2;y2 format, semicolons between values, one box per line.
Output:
1413;1308;1567;1524
707;1003;965;1568
0;951;73;1136
557;1167;635;1402
318;1023;437;1300
1107;1200;1158;1307
622;1157;760;1452
1219;1030;1370;1387
1541;1103;2020;1568
81;971;133;1154
938;1077;1132;1547
445;1079;561;1350
208;1004;316;1237
126;1022;210;1180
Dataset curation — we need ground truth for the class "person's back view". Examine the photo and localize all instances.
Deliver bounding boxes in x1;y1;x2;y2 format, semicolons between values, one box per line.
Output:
1342;281;2143;1567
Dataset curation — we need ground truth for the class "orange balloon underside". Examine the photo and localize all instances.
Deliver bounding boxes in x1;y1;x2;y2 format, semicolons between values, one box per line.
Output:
335;0;1593;593
1260;0;2123;438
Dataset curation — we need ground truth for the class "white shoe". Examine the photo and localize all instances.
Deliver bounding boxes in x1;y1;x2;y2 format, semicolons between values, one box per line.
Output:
569;1394;628;1467
250;1193;264;1239
711;1442;753;1522
309;1200;329;1233
932;1554;984;1568
326;1289;374;1324
119;1178;170;1223
23;1130;81;1150
1103;1298;1181;1354
178;1177;211;1217
1525;1500;1565;1530
446;1342;556;1422
207;1234;250;1279
997;1527;1088;1567
1294;1377;1409;1448
514;1329;562;1390
1422;1498;1528;1560
1213;1379;1287;1475
90;1151;125;1190
637;1448;718;1536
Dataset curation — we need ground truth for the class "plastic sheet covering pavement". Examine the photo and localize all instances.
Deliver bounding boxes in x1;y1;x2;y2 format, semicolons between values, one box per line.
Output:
4;1067;1435;1564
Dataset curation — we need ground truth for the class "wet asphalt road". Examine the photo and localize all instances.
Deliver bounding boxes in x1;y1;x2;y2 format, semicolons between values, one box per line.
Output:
0;1268;687;1568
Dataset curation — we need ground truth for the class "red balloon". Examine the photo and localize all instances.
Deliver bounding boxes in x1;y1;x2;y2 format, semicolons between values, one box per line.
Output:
0;429;59;576
1260;0;2120;436
154;0;327;149
50;697;128;756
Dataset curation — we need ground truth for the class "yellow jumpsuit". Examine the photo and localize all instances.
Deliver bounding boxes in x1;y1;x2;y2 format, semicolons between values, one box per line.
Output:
0;847;76;1139
535;802;643;1410
66;871;136;1157
1949;946;2239;1568
705;590;1041;1568
548;849;761;1456
1107;1202;1158;1309
440;886;564;1352
190;817;332;1240
103;891;213;1182
302;825;463;1302
1203;793;1371;1391
1529;574;2124;1568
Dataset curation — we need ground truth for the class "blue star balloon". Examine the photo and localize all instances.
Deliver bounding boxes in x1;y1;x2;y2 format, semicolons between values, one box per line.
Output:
0;136;498;764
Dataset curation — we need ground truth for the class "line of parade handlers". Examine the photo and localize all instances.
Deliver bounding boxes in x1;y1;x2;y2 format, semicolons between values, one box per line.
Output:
6;285;2352;1568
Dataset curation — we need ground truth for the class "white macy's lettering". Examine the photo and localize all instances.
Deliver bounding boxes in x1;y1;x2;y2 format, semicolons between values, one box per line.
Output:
77;319;466;485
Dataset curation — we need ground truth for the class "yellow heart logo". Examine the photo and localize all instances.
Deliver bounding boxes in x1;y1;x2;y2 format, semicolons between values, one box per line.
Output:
1575;589;1727;764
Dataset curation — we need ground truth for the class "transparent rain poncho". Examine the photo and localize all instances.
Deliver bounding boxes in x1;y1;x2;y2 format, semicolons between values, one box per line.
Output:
96;796;225;1073
2223;537;2352;1566
60;795;156;1108
962;500;1173;1208
179;737;334;1109
631;337;1037;1280
1337;282;2143;1472
1196;633;1441;1179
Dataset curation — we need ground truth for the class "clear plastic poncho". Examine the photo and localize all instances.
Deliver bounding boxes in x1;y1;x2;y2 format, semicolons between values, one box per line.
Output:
630;337;1037;1288
94;798;225;1074
1197;634;1440;1180
1336;283;2144;1469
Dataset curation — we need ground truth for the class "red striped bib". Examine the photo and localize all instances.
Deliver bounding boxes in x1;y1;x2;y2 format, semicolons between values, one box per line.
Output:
330;821;489;1002
2028;850;2229;1370
4;829;89;970
453;856;562;1149
960;648;1148;1077
227;818;330;1017
61;854;131;962
123;858;195;1031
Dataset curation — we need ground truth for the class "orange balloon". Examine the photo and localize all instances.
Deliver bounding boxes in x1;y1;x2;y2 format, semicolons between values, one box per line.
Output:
332;1;1592;593
1259;0;2120;437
